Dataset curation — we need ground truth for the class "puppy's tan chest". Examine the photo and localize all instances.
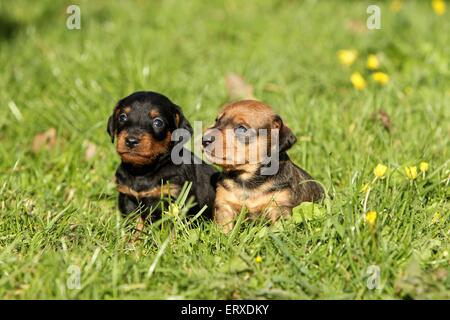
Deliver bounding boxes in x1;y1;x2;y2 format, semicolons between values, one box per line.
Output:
216;181;292;213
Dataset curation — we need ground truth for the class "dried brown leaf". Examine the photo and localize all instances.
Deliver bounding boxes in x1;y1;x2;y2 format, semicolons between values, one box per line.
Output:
85;141;97;161
378;110;392;132
32;128;57;153
371;109;392;133
345;20;367;34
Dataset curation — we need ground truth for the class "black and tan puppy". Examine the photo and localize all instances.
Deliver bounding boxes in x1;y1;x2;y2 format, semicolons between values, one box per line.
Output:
107;91;216;222
202;100;323;233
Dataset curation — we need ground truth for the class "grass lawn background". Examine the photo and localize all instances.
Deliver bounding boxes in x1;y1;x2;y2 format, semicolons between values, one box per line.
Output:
0;0;448;299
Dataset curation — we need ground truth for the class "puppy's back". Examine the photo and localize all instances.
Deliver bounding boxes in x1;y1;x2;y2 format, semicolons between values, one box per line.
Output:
279;153;324;204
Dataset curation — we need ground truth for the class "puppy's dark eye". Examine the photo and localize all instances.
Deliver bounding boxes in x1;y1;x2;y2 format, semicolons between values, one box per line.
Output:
118;113;128;123
153;118;164;129
234;125;248;135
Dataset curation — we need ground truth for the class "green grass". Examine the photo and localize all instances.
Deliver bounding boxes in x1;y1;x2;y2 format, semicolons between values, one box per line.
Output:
0;0;449;299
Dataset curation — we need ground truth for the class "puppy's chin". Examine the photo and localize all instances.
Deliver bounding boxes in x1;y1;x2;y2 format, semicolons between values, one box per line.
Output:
119;152;154;166
202;150;217;164
202;149;230;166
203;149;262;174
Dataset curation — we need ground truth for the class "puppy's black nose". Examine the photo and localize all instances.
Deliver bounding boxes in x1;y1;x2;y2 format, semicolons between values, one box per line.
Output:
202;135;214;148
125;136;140;148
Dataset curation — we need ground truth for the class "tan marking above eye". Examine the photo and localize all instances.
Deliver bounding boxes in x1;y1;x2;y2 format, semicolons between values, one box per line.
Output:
124;106;131;114
149;109;160;119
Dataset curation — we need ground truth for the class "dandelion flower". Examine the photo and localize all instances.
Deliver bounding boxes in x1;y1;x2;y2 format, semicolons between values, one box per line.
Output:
390;0;404;12
337;49;358;66
405;166;418;180
365;211;377;226
374;164;388;179
255;256;263;263
167;203;180;216
432;0;446;15
367;54;380;70
432;212;441;224
351;72;367;90
372;72;390;85
419;162;429;173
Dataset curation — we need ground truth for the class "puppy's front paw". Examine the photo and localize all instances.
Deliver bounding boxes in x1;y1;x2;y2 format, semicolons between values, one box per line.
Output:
214;205;237;234
219;221;235;234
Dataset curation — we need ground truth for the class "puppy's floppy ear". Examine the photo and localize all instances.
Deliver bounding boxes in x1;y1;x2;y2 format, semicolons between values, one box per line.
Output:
171;105;193;148
107;105;119;143
273;115;297;152
173;105;193;135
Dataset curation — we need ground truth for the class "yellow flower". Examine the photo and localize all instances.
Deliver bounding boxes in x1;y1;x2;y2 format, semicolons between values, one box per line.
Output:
365;211;377;226
432;212;441;224
405;166;418;180
432;0;446;15
360;183;370;193
255;256;263;263
374;164;388;179
390;0;403;12
367;54;380;70
167;203;180;216
419;162;429;173
351;72;367;90
372;72;390;85
337;49;358;66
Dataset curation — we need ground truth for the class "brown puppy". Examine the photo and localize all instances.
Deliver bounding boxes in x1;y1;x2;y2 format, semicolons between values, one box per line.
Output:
202;100;323;233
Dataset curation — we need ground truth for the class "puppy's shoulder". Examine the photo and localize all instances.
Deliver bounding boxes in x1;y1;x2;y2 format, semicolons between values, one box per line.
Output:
174;149;216;178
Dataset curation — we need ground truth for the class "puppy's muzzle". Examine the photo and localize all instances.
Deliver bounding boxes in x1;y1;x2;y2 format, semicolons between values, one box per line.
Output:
202;134;215;148
125;136;140;148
